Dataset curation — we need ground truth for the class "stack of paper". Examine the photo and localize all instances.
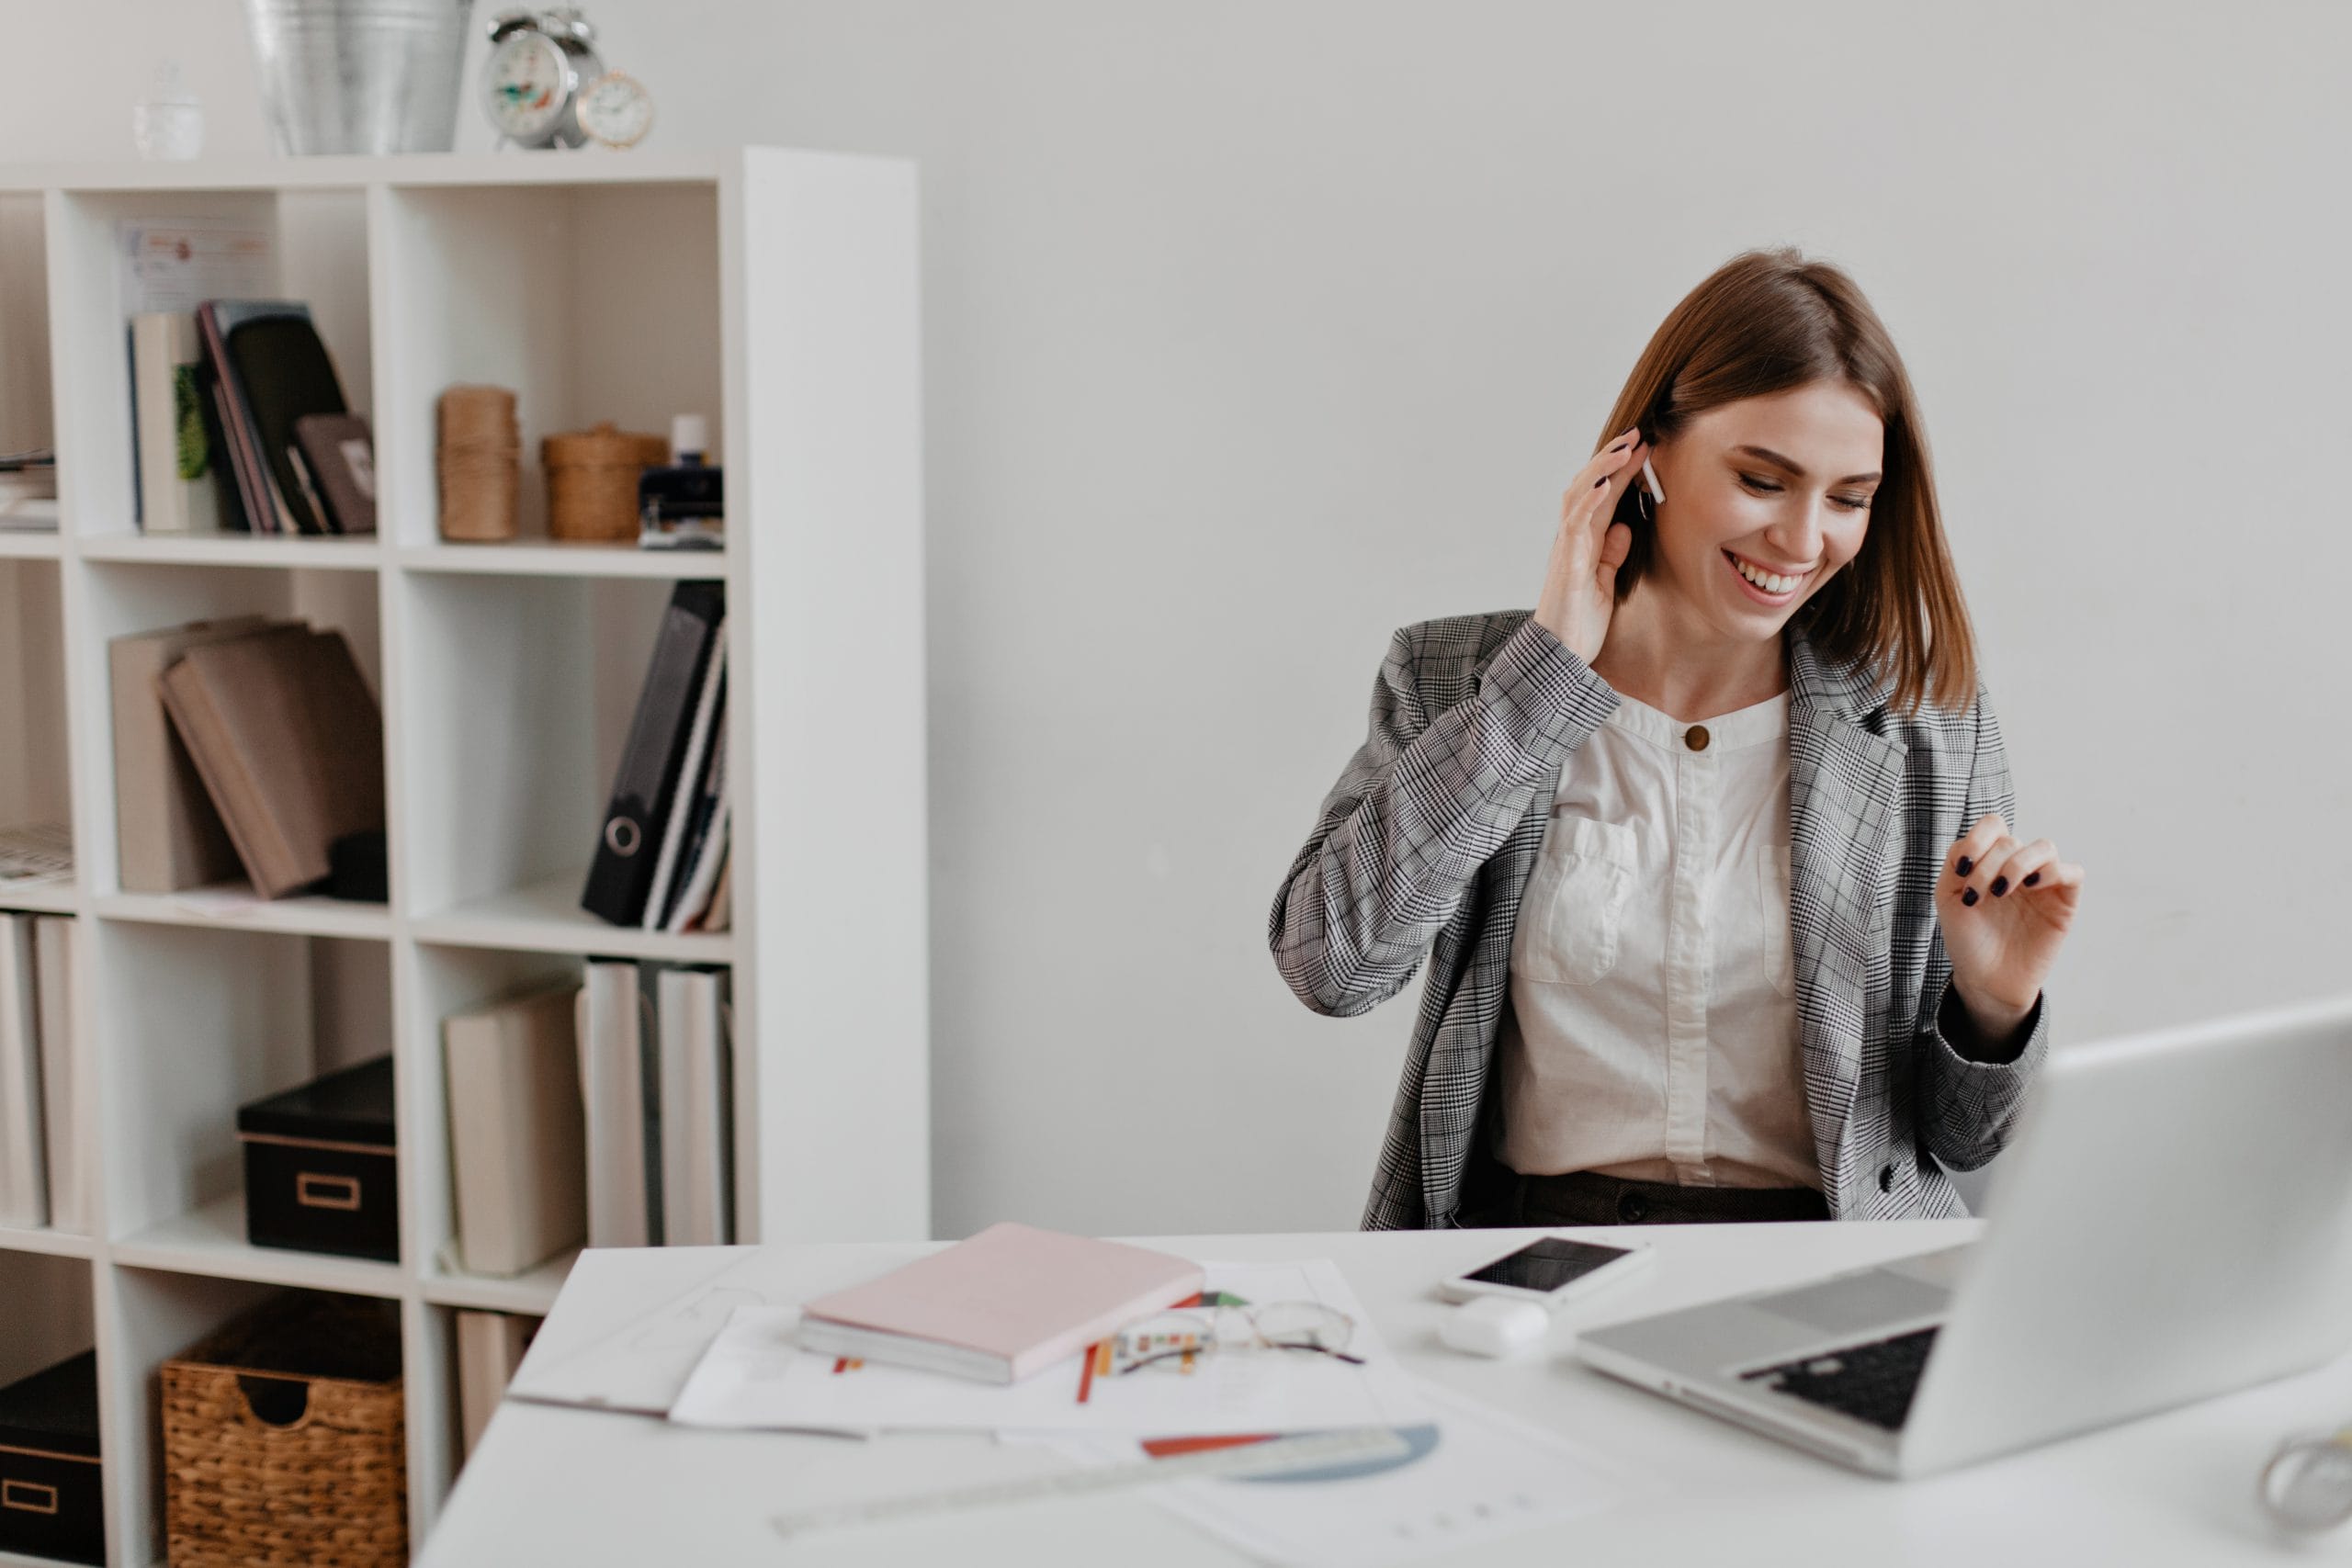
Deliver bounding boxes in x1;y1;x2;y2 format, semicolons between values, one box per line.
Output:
507;1241;1658;1568
671;1258;1431;1438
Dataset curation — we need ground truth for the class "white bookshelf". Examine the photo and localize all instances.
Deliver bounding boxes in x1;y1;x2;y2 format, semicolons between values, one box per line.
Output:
0;148;929;1564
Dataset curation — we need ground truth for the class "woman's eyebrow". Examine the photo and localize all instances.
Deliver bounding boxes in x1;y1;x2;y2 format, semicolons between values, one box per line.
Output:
1729;444;1882;485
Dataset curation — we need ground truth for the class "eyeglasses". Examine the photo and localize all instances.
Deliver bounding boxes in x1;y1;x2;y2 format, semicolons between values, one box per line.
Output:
1108;1300;1363;1376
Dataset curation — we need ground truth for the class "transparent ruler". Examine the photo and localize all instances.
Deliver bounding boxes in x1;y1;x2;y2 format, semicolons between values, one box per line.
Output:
771;1426;1412;1540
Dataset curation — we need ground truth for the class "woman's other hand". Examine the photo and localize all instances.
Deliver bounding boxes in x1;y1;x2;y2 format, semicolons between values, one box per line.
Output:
1535;425;1645;665
1936;812;2085;1040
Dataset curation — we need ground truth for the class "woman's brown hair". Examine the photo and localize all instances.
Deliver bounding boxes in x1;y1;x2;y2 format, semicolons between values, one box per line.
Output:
1594;246;1976;719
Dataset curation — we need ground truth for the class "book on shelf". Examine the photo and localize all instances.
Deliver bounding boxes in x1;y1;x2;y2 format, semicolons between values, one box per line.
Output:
129;312;220;535
292;411;377;536
797;1223;1206;1385
196;301;298;536
657;966;732;1247
155;622;386;899
700;853;732;934
0;914;47;1228
582;581;725;927
33;917;83;1235
576;959;741;1249
219;301;358;536
444;984;588;1278
190;299;369;536
577;961;657;1247
194;353;253;534
455;1310;540;1462
639;624;725;932
660;723;730;934
111;616;276;893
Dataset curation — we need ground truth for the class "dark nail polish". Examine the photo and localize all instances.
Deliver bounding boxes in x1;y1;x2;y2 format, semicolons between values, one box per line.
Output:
1594;476;1607;489
1956;856;1973;876
2024;872;2040;886
1991;876;2007;897
1962;886;1978;907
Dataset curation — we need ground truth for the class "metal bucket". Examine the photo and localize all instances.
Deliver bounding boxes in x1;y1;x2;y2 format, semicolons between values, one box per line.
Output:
242;0;470;155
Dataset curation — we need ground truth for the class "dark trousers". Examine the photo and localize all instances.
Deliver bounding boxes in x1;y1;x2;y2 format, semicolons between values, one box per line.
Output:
1458;1145;1829;1227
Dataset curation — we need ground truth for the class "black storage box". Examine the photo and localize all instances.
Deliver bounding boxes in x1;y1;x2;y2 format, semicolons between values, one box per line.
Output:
0;1349;105;1565
237;1055;400;1262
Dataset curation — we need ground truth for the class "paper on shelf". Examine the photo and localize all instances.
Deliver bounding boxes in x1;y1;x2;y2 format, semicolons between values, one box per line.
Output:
118;216;273;318
669;1259;1433;1438
0;823;72;887
164;884;272;918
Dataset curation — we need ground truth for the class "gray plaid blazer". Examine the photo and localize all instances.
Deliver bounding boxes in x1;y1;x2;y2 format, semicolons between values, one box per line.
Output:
1269;609;2052;1230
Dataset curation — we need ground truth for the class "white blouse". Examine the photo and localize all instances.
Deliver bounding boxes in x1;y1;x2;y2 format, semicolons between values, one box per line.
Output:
1494;683;1816;1190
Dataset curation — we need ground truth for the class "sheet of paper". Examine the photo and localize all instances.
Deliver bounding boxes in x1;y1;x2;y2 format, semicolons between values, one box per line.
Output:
1041;1382;1664;1568
507;1248;799;1416
669;1260;1432;1438
118;216;274;317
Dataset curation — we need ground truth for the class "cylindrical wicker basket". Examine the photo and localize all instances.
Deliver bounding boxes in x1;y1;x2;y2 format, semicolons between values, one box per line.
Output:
543;422;668;542
162;1293;406;1568
436;383;520;542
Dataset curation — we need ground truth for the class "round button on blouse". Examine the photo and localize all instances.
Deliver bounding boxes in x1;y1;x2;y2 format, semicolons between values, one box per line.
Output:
1685;725;1711;751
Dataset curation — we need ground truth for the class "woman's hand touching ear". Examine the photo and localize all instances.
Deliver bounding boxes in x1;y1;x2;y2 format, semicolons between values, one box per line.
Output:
1935;812;2085;1044
1536;426;1645;666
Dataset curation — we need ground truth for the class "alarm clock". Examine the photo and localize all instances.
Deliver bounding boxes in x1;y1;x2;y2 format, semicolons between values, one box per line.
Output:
576;70;655;150
481;7;604;149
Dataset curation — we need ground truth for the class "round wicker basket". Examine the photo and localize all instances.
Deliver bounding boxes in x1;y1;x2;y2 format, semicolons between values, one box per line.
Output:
542;421;668;542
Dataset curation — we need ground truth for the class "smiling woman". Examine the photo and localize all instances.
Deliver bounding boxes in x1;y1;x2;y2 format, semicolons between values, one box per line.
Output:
1269;246;2086;1233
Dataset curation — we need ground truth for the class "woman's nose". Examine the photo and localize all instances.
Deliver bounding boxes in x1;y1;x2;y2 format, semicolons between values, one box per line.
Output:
1770;504;1828;559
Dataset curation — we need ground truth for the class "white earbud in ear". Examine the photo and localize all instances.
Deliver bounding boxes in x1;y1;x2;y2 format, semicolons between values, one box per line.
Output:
1641;457;1666;503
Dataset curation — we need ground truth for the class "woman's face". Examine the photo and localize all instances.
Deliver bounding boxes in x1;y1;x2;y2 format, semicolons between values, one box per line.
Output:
1645;381;1883;639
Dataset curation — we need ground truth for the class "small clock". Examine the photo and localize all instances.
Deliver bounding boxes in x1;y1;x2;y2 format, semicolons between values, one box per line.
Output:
481;8;604;150
576;71;655;150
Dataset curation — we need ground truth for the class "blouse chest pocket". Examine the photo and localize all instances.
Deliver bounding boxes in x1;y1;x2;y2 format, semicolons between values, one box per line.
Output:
1511;813;1637;987
1756;840;1797;998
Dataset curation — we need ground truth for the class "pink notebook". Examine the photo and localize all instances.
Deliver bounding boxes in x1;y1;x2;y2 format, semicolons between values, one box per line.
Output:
797;1222;1205;1383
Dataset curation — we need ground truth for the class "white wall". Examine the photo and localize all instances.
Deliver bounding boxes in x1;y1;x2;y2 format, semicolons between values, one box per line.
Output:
6;0;2346;1238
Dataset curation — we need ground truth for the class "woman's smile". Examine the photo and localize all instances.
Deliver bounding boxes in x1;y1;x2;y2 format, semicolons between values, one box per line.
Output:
1722;547;1811;606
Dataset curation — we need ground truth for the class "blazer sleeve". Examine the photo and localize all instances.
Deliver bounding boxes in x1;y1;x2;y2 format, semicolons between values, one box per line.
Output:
1268;615;1620;1018
1915;680;2053;1171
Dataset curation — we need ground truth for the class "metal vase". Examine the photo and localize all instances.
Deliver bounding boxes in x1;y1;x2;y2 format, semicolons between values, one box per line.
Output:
241;0;471;155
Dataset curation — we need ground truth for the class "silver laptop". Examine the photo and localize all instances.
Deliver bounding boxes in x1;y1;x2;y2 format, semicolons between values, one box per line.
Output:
1576;991;2352;1478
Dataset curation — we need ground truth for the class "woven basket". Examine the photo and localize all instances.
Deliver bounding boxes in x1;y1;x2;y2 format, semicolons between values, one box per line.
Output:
162;1293;405;1567
542;422;667;542
436;383;521;542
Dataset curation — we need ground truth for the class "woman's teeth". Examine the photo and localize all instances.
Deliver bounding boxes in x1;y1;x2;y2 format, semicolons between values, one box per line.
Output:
1729;552;1802;594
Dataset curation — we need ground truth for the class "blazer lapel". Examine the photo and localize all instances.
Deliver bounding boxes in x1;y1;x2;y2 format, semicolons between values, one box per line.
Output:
1783;622;1906;1184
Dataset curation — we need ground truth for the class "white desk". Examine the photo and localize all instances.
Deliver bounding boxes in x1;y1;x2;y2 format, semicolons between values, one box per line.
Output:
420;1222;2352;1565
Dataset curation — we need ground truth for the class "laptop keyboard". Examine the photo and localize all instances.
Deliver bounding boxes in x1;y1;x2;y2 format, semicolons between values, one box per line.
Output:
1739;1325;1941;1431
